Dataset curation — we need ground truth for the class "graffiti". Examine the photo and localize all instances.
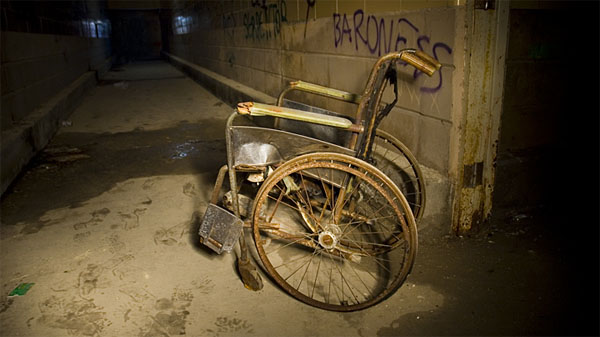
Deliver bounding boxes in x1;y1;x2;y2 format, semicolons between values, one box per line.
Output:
222;12;236;39
251;0;268;10
415;39;452;93
243;0;287;41
333;10;452;92
304;0;316;38
227;53;236;67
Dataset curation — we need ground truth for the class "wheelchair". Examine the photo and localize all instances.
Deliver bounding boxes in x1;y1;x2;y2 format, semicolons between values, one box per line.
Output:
198;48;441;311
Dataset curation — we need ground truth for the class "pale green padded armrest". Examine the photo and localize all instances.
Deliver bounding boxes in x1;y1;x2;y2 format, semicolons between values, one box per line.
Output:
289;81;362;104
237;102;354;129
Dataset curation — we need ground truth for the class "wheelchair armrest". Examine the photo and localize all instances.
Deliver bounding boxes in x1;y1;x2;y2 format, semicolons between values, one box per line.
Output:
237;102;359;130
283;81;362;104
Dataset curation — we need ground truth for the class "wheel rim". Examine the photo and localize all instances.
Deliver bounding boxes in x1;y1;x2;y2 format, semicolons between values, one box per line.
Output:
371;129;426;221
251;153;417;311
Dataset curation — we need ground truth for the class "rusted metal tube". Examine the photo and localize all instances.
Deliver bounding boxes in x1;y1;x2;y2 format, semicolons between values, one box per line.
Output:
225;112;248;260
346;123;364;133
415;50;442;70
275;86;296;129
236;102;252;115
401;52;437;76
210;165;229;204
276;86;294;107
349;52;398;150
351;49;440;153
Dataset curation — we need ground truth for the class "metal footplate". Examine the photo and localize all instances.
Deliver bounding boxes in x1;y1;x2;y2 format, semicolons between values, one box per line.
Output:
199;203;243;254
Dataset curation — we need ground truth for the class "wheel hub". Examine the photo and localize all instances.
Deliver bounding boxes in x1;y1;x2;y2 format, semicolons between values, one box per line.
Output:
318;231;338;249
318;224;342;250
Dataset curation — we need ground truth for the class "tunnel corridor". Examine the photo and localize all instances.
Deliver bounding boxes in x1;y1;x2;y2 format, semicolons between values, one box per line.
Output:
0;1;598;336
0;57;596;337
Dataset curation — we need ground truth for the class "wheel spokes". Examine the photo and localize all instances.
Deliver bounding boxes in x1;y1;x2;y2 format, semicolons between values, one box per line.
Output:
252;153;417;311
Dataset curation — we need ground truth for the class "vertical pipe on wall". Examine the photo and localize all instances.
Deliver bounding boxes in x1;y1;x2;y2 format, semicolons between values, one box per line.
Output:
451;0;510;234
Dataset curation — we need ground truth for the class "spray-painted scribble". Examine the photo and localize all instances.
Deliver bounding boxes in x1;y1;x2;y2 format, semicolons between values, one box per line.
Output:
244;0;287;41
251;0;268;10
333;11;452;92
414;40;452;93
222;12;236;39
304;0;316;38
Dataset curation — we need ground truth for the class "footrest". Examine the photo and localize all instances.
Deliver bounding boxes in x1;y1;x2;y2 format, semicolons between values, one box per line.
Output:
236;102;355;130
199;203;243;254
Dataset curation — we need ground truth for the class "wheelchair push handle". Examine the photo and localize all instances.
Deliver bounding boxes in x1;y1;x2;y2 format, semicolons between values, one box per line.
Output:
400;50;442;77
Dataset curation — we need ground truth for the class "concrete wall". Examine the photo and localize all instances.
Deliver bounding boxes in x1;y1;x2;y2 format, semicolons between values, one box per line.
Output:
1;0;112;130
0;1;112;196
0;32;110;130
163;0;463;231
168;1;458;174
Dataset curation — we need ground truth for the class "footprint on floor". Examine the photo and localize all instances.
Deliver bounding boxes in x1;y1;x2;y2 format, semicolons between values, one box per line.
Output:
191;277;215;295
73;208;111;230
106;233;126;254
183;182;196;197
73;231;92;242
139;288;193;336
153;221;189;246
203;316;254;336
37;295;108;336
78;264;102;297
142;177;159;190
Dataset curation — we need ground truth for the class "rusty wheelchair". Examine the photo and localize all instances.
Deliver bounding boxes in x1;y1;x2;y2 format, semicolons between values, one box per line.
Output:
198;48;441;311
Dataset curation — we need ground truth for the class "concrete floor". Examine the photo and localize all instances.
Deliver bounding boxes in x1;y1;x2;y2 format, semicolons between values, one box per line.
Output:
0;61;597;337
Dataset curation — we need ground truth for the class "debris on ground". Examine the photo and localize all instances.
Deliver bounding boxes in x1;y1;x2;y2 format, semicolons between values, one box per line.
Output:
8;283;35;297
42;146;90;163
113;81;129;89
512;214;529;222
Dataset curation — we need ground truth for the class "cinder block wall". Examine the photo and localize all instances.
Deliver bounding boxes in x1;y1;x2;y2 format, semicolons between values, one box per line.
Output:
163;0;463;230
166;0;460;174
0;33;110;130
0;1;112;195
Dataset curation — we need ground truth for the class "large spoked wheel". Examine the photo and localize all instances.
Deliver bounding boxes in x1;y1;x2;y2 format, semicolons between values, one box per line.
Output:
371;129;426;222
251;152;417;311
